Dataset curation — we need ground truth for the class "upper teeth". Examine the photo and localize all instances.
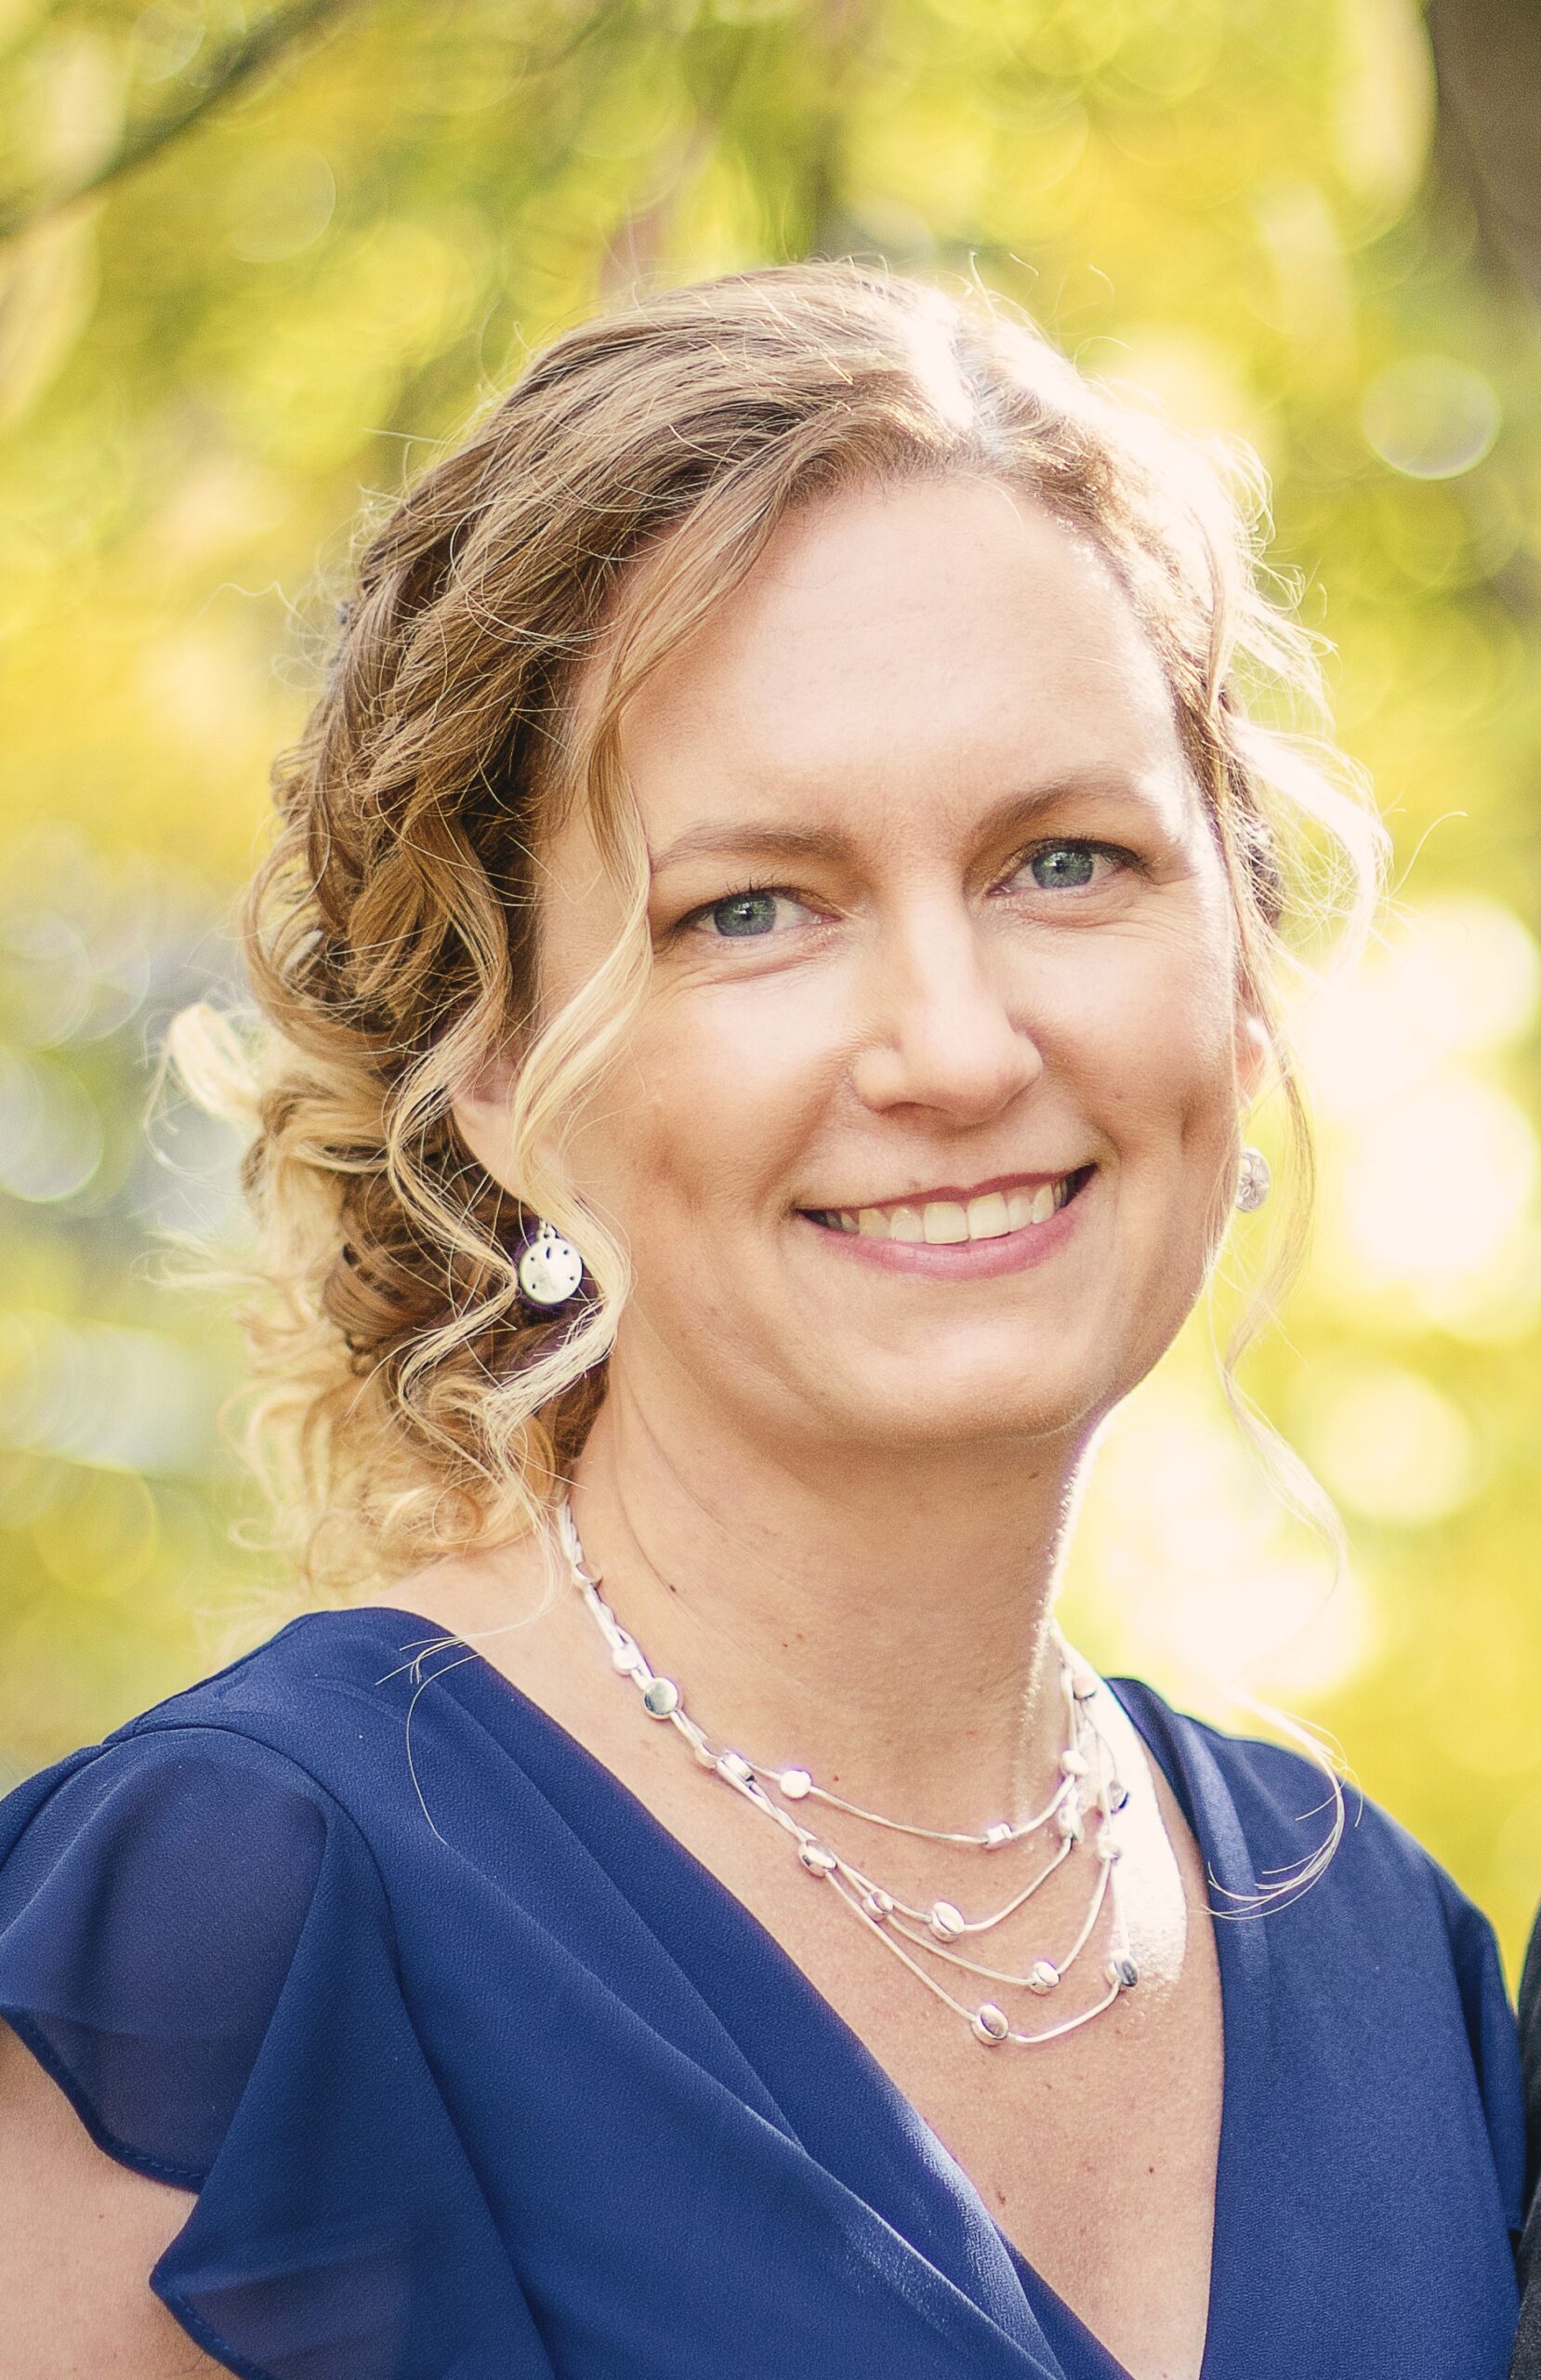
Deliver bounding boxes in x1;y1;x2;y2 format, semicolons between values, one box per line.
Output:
817;1178;1075;1243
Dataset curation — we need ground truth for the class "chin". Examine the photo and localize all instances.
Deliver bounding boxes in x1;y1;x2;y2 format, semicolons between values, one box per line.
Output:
804;1351;1106;1454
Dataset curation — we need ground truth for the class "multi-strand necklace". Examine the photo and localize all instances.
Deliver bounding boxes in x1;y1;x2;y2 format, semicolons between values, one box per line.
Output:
555;1503;1139;2047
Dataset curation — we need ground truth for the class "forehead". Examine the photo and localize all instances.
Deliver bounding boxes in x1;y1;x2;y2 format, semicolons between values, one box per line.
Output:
616;475;1192;838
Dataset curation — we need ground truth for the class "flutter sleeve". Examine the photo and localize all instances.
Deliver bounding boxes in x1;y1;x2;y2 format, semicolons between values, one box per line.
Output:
0;1723;553;2380
1435;1862;1526;2241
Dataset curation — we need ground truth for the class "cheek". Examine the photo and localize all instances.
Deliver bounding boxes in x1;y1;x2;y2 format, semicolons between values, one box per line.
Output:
1074;929;1240;1157
570;972;839;1232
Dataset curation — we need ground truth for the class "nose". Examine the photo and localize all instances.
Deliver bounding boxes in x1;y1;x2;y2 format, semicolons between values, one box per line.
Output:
850;901;1044;1122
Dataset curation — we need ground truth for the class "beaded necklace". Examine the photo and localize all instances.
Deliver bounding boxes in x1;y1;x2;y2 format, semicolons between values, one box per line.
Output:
556;1502;1139;2046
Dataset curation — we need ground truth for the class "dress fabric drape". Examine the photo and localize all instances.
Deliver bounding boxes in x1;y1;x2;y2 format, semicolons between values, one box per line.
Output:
1504;1906;1541;2378
0;1607;1523;2380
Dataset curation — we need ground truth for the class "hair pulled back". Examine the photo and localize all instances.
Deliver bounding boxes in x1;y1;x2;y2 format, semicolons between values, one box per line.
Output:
172;262;1382;1595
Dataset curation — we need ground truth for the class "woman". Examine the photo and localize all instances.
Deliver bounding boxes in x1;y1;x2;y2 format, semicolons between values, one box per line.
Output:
0;266;1522;2380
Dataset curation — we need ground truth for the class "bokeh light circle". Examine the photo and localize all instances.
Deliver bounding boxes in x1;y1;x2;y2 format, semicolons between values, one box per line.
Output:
1361;355;1500;481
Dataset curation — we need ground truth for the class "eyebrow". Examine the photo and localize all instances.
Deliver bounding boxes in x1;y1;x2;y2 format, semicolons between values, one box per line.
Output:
646;769;1166;875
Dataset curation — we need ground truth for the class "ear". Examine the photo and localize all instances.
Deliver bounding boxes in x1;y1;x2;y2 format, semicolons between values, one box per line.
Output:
449;1044;522;1197
1234;1003;1272;1109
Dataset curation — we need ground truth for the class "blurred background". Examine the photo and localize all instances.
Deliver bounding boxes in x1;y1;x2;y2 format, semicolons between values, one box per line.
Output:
3;0;1540;1961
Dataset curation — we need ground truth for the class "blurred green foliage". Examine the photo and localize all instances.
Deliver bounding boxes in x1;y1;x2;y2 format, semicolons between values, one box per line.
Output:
4;0;1541;1963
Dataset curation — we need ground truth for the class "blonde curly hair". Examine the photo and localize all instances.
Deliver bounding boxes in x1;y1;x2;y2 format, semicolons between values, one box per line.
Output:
170;262;1383;1598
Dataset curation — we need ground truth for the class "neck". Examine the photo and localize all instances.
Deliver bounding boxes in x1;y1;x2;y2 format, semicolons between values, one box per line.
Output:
567;1367;1094;1831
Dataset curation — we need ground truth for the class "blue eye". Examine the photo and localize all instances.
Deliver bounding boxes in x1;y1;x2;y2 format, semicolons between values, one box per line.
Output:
709;892;778;936
1026;843;1100;890
703;891;790;937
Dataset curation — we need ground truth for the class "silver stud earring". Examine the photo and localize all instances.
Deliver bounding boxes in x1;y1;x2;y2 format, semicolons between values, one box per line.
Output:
517;1220;585;1309
1235;1146;1271;1213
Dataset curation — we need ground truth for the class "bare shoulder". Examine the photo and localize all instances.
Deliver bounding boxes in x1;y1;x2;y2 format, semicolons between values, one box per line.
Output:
0;2017;224;2377
372;1528;565;1660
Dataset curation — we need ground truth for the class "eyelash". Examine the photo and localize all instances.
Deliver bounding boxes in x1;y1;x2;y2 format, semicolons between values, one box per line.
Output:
999;839;1140;894
677;880;818;937
677;840;1139;940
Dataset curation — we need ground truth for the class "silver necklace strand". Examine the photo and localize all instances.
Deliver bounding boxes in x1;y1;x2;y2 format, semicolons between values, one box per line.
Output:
555;1501;1140;2048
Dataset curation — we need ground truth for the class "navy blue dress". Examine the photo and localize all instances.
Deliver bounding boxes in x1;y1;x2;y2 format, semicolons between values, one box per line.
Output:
0;1606;1522;2379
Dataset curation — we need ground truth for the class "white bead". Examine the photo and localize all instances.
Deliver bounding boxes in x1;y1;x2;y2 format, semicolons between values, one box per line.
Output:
1028;1959;1060;1994
1056;1803;1084;1842
1072;1671;1100;1701
641;1677;679;1717
981;1821;1014;1849
779;1768;812;1800
718;1752;754;1785
862;1887;894;1921
971;2002;1009;2043
929;1899;966;1940
1107;1953;1139;1990
610;1632;643;1675
798;1841;837;1875
1096;1834;1122;1863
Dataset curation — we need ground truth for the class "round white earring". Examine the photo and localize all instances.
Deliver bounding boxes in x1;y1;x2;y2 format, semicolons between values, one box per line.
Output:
517;1220;585;1308
1235;1146;1272;1213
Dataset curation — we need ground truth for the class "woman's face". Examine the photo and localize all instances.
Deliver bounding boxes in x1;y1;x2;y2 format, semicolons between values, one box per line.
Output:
475;475;1264;1461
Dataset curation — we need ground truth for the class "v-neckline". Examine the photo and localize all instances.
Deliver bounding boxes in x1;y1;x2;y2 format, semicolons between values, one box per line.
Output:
330;1607;1269;2380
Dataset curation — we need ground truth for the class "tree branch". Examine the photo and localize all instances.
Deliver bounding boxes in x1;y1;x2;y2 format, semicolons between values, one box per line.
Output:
0;0;365;248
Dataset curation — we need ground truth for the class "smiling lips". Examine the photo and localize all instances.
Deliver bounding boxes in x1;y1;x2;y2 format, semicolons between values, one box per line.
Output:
808;1167;1093;1246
